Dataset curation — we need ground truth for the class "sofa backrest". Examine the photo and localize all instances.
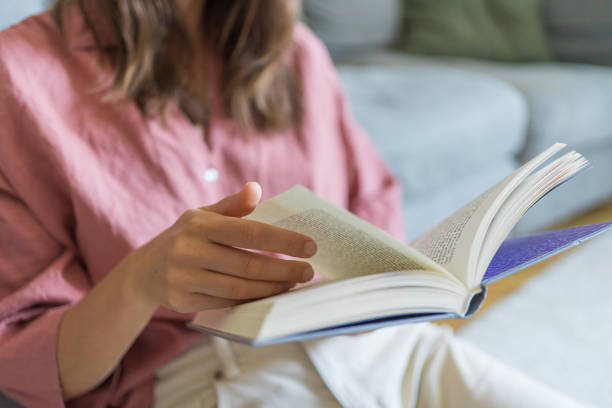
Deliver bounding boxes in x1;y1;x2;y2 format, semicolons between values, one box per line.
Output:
303;0;402;59
543;0;612;66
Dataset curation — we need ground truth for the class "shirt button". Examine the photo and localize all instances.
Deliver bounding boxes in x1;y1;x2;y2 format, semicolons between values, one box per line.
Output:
203;167;219;182
214;369;224;380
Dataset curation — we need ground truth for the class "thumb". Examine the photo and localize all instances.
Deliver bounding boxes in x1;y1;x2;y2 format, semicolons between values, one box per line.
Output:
202;181;262;217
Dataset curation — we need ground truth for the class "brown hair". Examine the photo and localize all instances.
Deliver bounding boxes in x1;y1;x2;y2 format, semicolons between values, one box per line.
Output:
52;0;302;133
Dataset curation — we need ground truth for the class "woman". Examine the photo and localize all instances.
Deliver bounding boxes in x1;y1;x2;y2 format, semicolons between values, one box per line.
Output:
0;1;581;407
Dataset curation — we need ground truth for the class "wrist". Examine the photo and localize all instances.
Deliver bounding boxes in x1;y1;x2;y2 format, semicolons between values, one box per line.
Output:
112;253;159;316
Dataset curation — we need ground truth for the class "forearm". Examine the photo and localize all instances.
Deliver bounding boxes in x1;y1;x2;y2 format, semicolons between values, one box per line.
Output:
57;255;157;401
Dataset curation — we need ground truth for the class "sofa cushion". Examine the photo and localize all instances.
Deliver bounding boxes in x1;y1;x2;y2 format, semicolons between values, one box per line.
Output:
302;0;402;59
337;56;526;199
398;0;553;62
543;0;612;66
434;59;612;160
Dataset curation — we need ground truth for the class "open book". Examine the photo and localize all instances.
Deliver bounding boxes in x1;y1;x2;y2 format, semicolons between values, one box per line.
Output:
190;143;612;345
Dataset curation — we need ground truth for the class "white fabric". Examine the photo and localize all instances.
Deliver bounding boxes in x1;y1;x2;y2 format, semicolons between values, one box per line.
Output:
154;323;584;408
457;230;612;407
154;336;338;408
154;337;219;408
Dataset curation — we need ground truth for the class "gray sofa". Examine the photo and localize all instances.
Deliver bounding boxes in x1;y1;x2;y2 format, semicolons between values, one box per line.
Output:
304;0;612;238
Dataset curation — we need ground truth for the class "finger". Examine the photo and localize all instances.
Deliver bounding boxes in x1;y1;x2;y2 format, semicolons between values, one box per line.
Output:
183;269;296;300
174;292;243;313
202;182;262;217
175;242;315;283
201;214;317;258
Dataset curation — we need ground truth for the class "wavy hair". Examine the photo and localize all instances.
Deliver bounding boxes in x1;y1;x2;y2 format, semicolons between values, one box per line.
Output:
52;0;302;133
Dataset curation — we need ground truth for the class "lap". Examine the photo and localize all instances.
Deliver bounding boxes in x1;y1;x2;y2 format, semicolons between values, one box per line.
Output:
155;323;583;408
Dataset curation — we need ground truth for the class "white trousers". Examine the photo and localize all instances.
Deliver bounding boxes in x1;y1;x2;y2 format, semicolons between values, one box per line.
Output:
154;323;584;408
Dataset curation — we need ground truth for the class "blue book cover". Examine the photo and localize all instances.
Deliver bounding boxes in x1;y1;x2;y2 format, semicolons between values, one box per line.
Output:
483;222;612;284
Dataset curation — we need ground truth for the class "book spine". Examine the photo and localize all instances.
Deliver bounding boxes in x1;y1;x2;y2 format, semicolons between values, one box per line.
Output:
463;285;488;318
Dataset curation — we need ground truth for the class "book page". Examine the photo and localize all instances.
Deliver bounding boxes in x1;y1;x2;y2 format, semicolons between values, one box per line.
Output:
411;185;499;284
476;152;588;277
411;143;567;287
245;186;456;283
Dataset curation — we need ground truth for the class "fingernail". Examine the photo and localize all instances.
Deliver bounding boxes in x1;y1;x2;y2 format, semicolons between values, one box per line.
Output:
246;181;262;197
302;266;314;281
303;241;317;257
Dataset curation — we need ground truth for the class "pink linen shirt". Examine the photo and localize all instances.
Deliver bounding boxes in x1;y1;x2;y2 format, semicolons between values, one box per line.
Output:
0;8;404;408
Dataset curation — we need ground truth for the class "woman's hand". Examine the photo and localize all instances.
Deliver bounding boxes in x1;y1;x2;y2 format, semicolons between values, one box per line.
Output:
59;183;314;400
122;182;317;313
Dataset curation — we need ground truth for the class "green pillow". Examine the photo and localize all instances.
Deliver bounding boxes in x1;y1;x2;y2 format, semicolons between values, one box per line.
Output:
399;0;553;61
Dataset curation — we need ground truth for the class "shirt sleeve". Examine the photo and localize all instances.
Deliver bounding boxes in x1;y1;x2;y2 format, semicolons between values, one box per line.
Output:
0;172;92;407
0;42;91;407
